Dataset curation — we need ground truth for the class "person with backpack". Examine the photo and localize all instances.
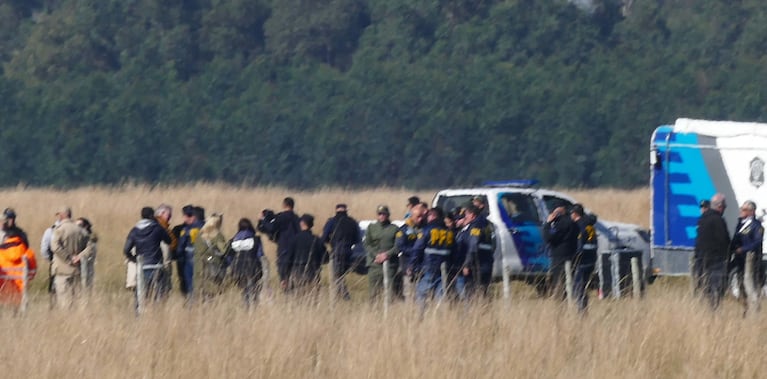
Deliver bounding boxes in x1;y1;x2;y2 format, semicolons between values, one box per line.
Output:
570;204;598;312
229;218;264;308
286;214;327;296
194;213;227;301
258;197;300;291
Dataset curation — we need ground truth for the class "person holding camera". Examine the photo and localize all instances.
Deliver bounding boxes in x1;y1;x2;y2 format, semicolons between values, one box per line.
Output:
543;203;578;300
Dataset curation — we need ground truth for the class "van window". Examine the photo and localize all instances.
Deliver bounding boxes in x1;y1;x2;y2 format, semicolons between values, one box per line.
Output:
499;193;540;223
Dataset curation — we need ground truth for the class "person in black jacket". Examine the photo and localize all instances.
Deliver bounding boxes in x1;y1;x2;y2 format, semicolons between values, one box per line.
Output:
543;203;578;300
570;204;597;312
696;194;731;310
124;207;172;304
321;204;360;300
258;197;300;291
286;214;327;295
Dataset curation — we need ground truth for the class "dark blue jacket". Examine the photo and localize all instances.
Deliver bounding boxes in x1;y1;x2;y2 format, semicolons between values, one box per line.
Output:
411;220;454;273
732;217;764;255
574;214;598;266
124;218;172;266
176;220;203;260
262;210;300;255
396;219;422;269
543;214;578;260
460;217;494;270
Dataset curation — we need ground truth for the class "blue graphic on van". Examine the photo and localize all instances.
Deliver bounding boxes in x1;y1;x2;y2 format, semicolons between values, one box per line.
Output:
651;127;716;248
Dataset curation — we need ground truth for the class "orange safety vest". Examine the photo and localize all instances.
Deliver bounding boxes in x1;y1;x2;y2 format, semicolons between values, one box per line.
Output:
0;236;37;305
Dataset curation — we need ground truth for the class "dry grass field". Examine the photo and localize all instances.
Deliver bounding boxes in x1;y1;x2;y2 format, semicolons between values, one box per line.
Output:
0;185;761;378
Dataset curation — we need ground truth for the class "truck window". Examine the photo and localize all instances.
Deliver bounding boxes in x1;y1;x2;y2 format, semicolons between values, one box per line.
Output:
499;193;540;224
434;195;474;214
542;195;573;214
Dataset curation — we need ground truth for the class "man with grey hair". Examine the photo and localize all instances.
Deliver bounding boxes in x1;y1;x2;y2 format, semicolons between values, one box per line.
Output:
695;193;731;309
730;200;764;310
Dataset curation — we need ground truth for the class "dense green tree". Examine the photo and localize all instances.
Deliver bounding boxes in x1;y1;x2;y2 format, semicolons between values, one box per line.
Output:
0;0;765;189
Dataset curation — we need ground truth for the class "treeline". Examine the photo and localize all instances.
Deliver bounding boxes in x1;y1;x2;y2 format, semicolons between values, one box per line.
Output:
0;0;765;189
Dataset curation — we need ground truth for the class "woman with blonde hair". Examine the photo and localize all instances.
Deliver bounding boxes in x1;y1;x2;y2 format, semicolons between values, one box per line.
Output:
193;213;227;300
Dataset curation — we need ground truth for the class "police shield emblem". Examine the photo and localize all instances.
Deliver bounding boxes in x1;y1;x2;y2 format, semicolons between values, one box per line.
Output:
750;157;764;188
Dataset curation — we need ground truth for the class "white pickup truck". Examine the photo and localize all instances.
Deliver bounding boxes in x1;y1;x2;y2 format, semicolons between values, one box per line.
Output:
432;181;651;293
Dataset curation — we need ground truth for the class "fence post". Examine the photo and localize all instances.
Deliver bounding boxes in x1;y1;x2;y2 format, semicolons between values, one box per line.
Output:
382;260;390;317
744;252;758;315
80;255;88;298
260;256;271;302
328;253;337;306
135;255;145;315
631;257;642;299
20;256;28;316
689;253;696;296
502;255;511;306
565;260;574;306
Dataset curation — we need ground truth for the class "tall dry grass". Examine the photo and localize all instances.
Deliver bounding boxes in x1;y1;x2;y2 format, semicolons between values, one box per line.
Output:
2;185;758;379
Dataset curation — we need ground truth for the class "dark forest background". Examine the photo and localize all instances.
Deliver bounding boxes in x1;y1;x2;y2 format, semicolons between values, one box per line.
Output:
1;0;764;188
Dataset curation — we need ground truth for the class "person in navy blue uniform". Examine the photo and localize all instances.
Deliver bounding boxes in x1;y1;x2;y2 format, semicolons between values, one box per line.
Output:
570;204;597;312
730;200;764;307
412;207;454;309
397;202;426;300
455;205;495;300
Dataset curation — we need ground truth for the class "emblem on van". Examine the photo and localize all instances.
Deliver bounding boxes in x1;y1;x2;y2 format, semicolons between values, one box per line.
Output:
750;157;764;188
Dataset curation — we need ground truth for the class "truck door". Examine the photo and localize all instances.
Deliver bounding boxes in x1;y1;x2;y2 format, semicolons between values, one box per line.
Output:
497;192;547;272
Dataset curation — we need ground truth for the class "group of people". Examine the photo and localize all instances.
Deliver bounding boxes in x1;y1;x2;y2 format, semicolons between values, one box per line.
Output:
694;194;766;310
124;204;266;308
0;195;601;313
249;195;499;308
543;202;599;312
0;206;96;310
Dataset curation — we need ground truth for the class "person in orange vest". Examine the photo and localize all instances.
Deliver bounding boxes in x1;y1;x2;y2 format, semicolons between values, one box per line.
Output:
0;234;37;306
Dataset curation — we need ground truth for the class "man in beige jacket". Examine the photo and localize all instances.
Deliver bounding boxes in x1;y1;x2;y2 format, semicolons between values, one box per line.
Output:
51;206;88;309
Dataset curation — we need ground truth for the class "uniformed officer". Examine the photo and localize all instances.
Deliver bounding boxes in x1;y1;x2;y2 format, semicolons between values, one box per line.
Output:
364;205;400;301
412;207;454;309
570;204;598;312
456;205;495;300
396;202;426;300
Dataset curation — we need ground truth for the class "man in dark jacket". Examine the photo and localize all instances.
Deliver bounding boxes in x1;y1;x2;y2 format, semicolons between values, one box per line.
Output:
124;207;172;303
259;197;300;290
696;194;731;310
321;204;360;300
543;203;578;300
570;204;598;312
286;214;327;295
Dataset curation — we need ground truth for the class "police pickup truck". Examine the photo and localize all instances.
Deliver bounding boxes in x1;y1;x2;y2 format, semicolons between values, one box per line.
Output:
432;181;651;293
